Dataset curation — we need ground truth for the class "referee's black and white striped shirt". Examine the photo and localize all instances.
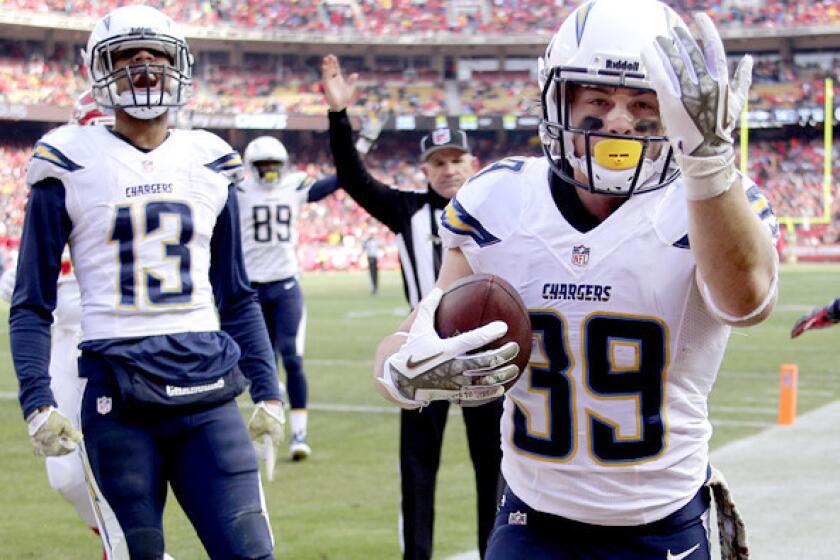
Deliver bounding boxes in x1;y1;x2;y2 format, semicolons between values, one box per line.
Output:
329;110;445;308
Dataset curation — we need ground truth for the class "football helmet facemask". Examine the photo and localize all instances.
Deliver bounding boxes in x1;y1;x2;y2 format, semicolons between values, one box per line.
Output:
83;5;193;120
71;89;115;126
539;0;685;196
244;136;289;188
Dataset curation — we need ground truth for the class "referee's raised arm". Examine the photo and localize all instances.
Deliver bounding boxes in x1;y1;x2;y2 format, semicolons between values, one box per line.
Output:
322;54;406;231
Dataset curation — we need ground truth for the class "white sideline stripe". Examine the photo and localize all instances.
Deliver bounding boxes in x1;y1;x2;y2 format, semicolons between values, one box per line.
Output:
709;400;840;559
308;358;372;366
346;307;409;319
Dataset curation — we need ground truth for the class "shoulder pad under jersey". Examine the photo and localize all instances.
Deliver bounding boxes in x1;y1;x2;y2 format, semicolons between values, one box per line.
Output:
441;156;535;247
181;129;244;185
282;171;311;191
27;125;97;186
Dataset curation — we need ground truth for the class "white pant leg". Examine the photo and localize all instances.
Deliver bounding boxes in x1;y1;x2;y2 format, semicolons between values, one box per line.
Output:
45;326;96;528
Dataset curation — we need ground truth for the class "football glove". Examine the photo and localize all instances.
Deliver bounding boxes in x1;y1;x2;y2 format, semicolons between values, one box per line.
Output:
791;301;840;338
248;401;286;482
380;287;521;408
641;12;752;201
27;406;82;457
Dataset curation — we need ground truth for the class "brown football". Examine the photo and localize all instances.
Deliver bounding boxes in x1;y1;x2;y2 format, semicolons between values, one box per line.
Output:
434;273;532;397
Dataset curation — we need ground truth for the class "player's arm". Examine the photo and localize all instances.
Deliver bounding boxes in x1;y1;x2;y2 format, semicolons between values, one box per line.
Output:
322;54;406;231
373;248;519;408
791;297;840;338
10;178;70;419
10;178;83;456
209;184;283;404
642;13;777;326
305;175;339;203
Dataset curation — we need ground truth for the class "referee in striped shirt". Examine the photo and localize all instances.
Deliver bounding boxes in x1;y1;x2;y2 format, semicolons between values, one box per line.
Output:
322;54;504;560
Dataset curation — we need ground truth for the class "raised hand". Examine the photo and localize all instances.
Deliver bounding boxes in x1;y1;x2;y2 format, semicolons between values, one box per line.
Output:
641;12;753;200
321;54;358;112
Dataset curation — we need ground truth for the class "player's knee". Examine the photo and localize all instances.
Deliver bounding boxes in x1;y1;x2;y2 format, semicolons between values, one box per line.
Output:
223;510;274;559
125;527;164;560
280;353;303;376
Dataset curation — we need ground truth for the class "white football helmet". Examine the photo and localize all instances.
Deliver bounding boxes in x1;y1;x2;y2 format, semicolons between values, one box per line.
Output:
539;0;685;196
244;136;290;188
83;5;193;120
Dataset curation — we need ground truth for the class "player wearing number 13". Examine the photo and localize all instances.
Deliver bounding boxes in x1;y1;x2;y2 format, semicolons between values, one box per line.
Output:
374;1;779;558
10;5;282;559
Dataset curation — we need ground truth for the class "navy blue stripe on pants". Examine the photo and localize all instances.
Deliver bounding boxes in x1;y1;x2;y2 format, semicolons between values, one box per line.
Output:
486;485;711;560
80;363;273;559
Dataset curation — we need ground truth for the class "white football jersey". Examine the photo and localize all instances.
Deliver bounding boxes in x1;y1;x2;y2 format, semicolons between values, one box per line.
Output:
27;124;243;341
440;156;777;526
237;171;314;282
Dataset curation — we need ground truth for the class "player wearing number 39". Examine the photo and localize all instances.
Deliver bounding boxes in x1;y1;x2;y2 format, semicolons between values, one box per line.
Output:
238;136;339;460
10;5;283;559
374;1;779;558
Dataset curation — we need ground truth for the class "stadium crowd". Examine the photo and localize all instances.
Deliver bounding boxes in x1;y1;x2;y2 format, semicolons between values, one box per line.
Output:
1;46;835;116
1;134;837;271
1;0;837;35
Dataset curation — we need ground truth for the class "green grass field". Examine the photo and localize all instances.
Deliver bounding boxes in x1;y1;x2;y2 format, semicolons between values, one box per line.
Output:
0;265;838;559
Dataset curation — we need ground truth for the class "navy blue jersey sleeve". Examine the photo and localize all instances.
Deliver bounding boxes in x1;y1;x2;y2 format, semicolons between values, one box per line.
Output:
10;178;71;419
209;185;282;403
306;175;339;203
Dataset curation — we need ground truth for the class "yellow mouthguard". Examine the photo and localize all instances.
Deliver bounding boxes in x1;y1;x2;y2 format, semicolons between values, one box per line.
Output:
263;171;280;182
593;139;643;171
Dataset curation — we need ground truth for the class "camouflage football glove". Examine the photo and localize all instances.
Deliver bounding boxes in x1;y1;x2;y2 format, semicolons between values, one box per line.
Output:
791;300;840;338
641;12;752;200
248;401;286;481
380;288;520;409
27;406;82;457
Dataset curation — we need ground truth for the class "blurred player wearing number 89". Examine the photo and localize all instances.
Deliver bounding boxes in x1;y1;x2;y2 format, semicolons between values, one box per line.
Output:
10;5;284;559
374;1;779;558
238;136;339;460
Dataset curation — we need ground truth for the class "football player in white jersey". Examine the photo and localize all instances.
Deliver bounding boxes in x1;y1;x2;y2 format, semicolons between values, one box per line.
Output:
372;1;779;558
238;135;339;460
10;6;284;559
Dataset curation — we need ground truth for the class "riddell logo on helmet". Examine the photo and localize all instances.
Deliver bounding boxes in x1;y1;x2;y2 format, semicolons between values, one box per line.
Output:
605;59;640;72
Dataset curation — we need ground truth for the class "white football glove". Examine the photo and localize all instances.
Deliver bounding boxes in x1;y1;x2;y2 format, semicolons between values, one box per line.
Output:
27;406;83;457
0;268;16;303
641;12;752;201
380;287;521;409
248;401;286;481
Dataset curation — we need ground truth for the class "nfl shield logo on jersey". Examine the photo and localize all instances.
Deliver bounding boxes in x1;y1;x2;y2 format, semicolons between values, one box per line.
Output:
508;511;528;526
571;245;590;267
96;396;112;415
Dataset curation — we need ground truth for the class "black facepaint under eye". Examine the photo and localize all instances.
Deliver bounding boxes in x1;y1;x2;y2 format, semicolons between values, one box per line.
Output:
579;116;604;130
634;118;661;134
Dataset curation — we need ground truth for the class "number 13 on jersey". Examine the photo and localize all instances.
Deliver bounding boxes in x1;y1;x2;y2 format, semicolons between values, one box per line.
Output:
109;201;194;308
